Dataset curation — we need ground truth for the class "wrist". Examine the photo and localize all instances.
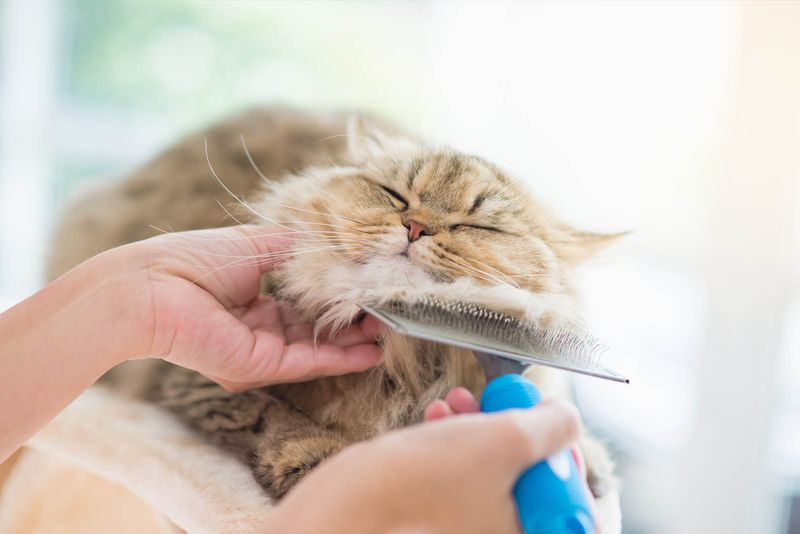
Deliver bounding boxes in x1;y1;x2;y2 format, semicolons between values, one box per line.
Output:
0;242;155;459
48;243;154;370
94;244;156;367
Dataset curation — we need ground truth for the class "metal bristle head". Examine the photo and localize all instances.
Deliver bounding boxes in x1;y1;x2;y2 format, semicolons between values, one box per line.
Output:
381;296;609;370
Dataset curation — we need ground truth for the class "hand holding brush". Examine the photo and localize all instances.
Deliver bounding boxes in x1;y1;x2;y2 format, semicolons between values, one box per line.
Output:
270;397;590;534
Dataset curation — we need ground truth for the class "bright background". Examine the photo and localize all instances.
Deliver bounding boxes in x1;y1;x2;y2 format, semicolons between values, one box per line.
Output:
1;2;798;533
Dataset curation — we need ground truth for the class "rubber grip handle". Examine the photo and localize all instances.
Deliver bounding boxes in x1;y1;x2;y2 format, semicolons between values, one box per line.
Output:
480;374;595;534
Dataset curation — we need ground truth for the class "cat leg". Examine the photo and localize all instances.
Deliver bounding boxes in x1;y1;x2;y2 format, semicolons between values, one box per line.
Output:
250;421;348;500
149;367;273;456
151;367;348;500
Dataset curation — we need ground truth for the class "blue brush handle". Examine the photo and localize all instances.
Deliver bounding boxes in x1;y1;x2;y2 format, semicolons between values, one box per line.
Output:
480;374;595;534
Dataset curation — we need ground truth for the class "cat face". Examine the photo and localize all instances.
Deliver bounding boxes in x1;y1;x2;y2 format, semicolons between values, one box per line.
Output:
254;118;618;332
323;150;554;289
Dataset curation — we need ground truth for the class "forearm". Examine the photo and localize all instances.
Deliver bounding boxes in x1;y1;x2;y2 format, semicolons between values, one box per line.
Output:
0;249;147;461
0;224;383;463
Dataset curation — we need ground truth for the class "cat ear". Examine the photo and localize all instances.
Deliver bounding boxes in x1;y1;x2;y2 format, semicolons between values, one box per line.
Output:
347;115;393;164
552;227;628;264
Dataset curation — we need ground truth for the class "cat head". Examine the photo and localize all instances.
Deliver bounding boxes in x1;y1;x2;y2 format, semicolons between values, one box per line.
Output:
253;117;620;334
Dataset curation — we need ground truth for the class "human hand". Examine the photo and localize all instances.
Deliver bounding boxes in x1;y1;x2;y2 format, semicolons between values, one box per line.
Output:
0;224;383;461
426;387;602;533
268;399;582;534
104;225;383;390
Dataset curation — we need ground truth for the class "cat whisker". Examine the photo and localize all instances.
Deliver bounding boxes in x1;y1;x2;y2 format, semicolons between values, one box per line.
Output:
436;245;520;288
149;223;362;248
429;253;498;286
190;244;368;283
463;255;521;288
273;218;373;235
242;214;372;235
215;198;246;225
237;248;367;267
206;247;370;272
149;224;173;236
433;249;515;288
159;230;350;243
180;242;366;261
276;203;367;226
204;137;303;234
239;134;270;184
429;245;497;282
203;144;376;239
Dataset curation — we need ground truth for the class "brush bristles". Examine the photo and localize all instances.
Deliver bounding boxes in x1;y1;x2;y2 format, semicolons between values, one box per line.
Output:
381;297;608;369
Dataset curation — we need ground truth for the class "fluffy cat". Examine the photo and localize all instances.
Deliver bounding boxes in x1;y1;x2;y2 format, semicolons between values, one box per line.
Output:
47;107;620;525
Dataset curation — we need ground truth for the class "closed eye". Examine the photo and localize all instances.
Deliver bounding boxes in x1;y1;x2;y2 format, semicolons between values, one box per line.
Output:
380;185;408;207
452;224;505;234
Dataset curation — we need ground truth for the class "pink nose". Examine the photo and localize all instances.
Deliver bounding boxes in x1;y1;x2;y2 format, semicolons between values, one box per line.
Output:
406;220;432;242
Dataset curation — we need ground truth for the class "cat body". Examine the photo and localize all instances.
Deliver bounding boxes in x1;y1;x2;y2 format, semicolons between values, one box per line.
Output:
48;107;618;511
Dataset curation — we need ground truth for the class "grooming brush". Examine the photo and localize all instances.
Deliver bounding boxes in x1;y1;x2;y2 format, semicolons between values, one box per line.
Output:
361;297;628;534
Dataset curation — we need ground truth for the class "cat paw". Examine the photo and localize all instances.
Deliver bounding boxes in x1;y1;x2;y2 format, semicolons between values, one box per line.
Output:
251;431;347;500
579;434;617;498
579;434;622;534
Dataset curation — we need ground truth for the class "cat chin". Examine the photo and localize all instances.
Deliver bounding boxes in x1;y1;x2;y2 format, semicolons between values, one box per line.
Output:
281;252;581;337
361;279;581;330
303;256;437;336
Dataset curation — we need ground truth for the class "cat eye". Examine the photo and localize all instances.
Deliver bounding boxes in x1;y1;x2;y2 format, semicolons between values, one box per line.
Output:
380;185;408;207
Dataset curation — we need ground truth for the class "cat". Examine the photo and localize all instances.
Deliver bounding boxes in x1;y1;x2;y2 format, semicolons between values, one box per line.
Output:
47;107;620;521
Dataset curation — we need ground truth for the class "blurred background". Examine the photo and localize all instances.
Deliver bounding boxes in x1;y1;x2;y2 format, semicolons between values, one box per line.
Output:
0;1;798;533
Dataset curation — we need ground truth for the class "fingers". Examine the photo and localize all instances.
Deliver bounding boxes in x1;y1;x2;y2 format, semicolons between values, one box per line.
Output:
165;226;295;309
241;298;384;347
482;401;581;471
239;297;315;343
210;341;383;391
285;324;314;343
424;400;454;421
312;342;383;377
204;298;385;391
358;315;386;339
425;387;480;421
326;316;386;346
422;391;581;472
444;387;480;414
413;400;582;492
423;387;480;422
240;296;282;329
277;301;307;326
206;374;265;393
251;331;382;383
571;446;586;480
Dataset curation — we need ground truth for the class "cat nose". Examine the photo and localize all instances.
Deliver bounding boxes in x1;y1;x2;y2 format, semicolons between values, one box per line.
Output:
405;219;432;242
